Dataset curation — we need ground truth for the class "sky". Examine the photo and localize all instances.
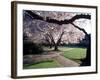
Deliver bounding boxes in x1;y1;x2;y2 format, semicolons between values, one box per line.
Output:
74;19;91;34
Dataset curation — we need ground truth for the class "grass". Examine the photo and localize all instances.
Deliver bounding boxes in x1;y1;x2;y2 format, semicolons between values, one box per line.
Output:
23;60;61;69
61;47;87;63
43;46;87;63
62;48;87;59
23;46;87;69
43;46;73;51
43;46;86;59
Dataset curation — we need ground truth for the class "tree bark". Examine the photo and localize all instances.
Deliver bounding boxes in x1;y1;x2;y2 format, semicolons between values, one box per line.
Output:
49;43;53;48
80;35;91;66
54;31;65;51
25;10;91;25
54;44;58;51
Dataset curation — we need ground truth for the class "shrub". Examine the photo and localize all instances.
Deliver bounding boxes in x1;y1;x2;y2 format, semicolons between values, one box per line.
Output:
23;41;43;55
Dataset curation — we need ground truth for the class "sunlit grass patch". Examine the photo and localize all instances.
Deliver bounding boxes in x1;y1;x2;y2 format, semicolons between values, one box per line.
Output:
62;48;87;59
60;47;87;63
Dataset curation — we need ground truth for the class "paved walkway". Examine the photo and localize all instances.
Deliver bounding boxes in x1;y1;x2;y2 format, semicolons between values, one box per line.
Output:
24;50;80;67
54;54;79;67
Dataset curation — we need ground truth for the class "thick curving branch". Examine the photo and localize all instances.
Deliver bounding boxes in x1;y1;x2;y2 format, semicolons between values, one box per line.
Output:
25;10;91;35
25;10;91;25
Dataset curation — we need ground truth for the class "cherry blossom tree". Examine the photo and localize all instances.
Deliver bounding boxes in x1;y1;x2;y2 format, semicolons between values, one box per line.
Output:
24;10;91;65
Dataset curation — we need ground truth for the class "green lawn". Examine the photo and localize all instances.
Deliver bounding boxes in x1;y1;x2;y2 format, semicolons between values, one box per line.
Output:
23;60;61;69
60;47;87;63
43;46;87;61
23;47;87;69
43;46;73;51
43;46;86;59
62;48;87;59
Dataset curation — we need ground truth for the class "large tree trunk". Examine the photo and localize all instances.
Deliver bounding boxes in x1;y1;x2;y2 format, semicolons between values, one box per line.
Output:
80;35;91;66
54;44;58;51
80;44;91;66
49;43;53;48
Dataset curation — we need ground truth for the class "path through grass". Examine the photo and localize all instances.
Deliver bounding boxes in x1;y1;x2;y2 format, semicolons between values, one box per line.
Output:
23;47;87;69
61;47;87;63
24;60;61;69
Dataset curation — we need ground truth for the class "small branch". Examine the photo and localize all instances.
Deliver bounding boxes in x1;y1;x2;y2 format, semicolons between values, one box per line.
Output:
56;31;65;45
46;33;56;45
